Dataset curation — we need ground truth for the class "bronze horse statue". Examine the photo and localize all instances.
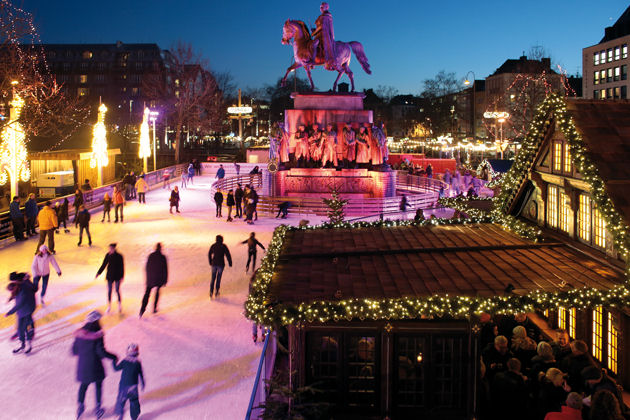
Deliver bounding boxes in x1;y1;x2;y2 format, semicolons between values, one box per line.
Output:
281;19;371;92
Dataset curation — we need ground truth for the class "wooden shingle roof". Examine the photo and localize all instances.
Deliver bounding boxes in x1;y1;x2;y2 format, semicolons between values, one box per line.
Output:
269;224;624;305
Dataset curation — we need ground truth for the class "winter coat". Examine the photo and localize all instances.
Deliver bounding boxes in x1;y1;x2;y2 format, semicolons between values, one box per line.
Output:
102;197;112;212
9;201;22;218
188;165;195;177
97;251;124;281
37;206;58;230
32;248;61;277
59;200;69;220
214;191;223;205
135;177;148;193
226;192;235;207
77;209;91;227
561;353;595;393
146;250;168;288
216;167;225;179
72;328;116;384
208;242;232;267
543;406;582;420
73;192;84;208
25;198;39;218
243;238;265;252
537;380;568;418
169;190;180;206
113;189;124;205
114;357;145;388
5;279;36;318
235;187;244;203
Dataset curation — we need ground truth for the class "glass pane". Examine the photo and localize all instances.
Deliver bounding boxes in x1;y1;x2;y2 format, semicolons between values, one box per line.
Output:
396;336;426;408
432;336;465;408
307;333;340;403
346;335;377;408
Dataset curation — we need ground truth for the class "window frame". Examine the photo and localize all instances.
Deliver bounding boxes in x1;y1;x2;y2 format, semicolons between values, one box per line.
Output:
592;306;603;361
547;185;559;228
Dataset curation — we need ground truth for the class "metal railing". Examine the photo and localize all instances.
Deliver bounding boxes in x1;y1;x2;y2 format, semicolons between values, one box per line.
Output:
245;331;277;420
212;173;263;193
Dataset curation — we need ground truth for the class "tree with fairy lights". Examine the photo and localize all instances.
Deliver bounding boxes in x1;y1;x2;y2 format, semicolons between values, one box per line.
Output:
138;107;151;173
323;186;348;225
0;89;30;198
90;103;108;186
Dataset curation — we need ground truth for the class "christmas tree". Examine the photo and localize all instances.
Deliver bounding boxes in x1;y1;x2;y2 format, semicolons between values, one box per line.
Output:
323;186;348;225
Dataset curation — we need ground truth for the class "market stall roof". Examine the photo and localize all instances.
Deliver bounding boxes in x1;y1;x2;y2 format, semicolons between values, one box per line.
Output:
270;223;624;305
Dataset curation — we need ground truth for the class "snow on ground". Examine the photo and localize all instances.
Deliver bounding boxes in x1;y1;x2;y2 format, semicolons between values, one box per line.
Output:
0;176;325;420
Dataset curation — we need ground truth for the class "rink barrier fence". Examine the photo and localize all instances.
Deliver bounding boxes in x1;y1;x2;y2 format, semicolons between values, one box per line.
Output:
245;331;277;420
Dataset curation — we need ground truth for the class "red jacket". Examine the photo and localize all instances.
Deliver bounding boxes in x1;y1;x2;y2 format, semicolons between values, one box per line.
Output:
113;189;124;205
543;406;582;420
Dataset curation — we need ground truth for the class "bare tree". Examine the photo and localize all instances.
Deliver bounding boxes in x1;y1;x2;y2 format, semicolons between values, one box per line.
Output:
143;42;223;163
420;70;460;136
374;85;399;104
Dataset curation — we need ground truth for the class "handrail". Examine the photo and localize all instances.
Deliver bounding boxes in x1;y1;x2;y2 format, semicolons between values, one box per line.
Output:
212;173;263;193
245;331;274;420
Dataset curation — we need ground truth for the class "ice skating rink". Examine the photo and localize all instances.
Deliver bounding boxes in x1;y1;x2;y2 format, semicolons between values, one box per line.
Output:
0;176;323;420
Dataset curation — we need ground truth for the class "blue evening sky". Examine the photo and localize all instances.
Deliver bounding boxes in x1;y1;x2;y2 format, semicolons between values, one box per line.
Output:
23;0;629;94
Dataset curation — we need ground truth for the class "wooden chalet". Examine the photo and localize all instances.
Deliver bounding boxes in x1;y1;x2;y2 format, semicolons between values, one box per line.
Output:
500;97;630;389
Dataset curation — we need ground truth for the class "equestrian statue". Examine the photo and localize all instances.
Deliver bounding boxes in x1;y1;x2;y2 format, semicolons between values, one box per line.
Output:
281;2;371;92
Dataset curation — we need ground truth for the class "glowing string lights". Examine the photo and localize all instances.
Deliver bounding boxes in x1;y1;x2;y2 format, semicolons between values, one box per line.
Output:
0;90;30;198
138;107;151;173
90;103;108;185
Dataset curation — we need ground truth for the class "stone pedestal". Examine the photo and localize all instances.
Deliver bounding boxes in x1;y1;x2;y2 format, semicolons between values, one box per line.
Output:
274;168;395;198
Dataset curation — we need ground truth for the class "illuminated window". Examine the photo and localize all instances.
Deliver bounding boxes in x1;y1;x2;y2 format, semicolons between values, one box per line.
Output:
559;191;571;233
607;312;618;374
594;53;600;66
600;70;606;83
79;75;87;84
607;68;613;83
548;185;559;228
615;47;621;60
558;306;567;330
600;51;606;63
563;143;571;172
592;306;603;361
77;87;89;97
543;309;549;318
82;51;93;59
615;67;621;82
553;143;562;171
593;208;606;248
614;87;621;99
623;45;628;59
594;72;599;85
578;194;591;242
568;308;576;338
608;49;613;62
622;65;627;81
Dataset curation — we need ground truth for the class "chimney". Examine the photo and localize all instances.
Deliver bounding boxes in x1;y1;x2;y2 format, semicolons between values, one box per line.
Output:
542;58;551;68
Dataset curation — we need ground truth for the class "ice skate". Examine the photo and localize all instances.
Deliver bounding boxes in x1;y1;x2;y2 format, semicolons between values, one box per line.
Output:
76;403;84;419
12;343;24;354
253;335;257;343
106;303;111;314
118;301;122;313
95;406;104;419
24;340;32;354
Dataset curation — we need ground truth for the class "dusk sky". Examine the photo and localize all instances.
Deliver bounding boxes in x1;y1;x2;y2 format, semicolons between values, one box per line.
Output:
24;0;629;95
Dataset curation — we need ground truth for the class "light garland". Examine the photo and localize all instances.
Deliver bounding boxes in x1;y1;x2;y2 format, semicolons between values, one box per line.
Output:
138;107;151;160
90;103;108;169
0;92;30;197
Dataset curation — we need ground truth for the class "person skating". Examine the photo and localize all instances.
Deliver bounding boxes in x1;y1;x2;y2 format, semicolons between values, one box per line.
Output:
32;244;61;306
250;186;259;221
187;163;195;185
5;272;36;354
56;198;70;233
135;175;147;204
226;190;235;222
101;193;112;222
276;201;291;219
180;171;188;189
208;235;232;298
113;343;145;420
215;164;225;180
234;184;244;218
139;243;168;318
95;243;125;314
77;205;92;246
113;185;125;223
244;198;256;225
24;193;39;237
214;190;223;218
9;196;25;241
35;201;58;254
241;232;265;272
72;189;84;227
72;310;118;420
169;187;180;213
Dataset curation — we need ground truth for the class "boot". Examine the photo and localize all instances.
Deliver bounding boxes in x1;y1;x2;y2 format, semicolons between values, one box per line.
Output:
76;403;85;419
95;406;104;419
13;342;25;354
25;340;32;354
106;303;111;314
118;301;122;314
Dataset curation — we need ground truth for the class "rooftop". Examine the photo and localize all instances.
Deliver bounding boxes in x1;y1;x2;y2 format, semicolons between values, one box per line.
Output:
601;6;630;43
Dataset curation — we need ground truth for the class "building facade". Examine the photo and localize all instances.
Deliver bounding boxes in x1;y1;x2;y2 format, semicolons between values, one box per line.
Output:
582;6;630;100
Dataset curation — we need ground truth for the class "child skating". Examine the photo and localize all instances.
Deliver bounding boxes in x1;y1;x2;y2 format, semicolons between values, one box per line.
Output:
113;343;145;420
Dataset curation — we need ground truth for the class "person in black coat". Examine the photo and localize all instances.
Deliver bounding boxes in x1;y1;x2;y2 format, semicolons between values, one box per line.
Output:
560;340;597;393
5;272;36;354
214;190;223;218
169;187;180;213
55;199;70;233
95;243;125;313
482;335;513;381
113;343;145;420
139;243;168;317
72;311;117;420
490;358;530;420
241;232;265;272
234;184;244;218
77;205;92;246
208;235;232;298
72;189;84;227
226;190;235;222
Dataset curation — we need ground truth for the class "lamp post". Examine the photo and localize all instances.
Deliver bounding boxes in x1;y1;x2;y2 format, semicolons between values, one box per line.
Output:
483;111;510;159
0;80;30;198
150;110;159;171
228;89;253;143
463;71;476;140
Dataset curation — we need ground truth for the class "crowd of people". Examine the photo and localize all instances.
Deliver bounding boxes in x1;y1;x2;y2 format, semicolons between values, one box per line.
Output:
478;313;629;420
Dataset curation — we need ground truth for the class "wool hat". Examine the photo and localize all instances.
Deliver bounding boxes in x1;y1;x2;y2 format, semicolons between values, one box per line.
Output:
127;343;139;356
86;310;102;323
566;392;583;410
581;365;603;381
9;271;23;281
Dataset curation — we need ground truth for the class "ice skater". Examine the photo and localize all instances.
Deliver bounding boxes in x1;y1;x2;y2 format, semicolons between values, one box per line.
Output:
72;310;118;420
226;189;235;222
169;187;180;213
56;198;70;233
235;184;244;218
77;205;92;246
95;243;125;314
72;189;84;227
101;193;112;222
139;243;168;318
241;232;265;273
214;190;223;218
181;171;188;188
113;343;145;420
32;244;61;306
244;198;256;225
187;163;195;184
208;235;232;298
5;272;36;354
35;201;58;254
113;185;125;223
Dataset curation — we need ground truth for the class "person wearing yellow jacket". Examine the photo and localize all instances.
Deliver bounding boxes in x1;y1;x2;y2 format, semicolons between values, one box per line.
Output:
35;201;58;254
135;175;148;204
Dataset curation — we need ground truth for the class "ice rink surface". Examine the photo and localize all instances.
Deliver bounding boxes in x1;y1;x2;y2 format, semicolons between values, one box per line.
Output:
0;176;324;420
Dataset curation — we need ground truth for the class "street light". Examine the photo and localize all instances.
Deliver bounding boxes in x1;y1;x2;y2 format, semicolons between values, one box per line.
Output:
149;110;159;171
483;111;510;159
463;71;476;140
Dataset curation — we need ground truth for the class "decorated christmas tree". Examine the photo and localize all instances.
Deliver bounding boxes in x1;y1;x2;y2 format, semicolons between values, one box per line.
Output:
323;186;348;225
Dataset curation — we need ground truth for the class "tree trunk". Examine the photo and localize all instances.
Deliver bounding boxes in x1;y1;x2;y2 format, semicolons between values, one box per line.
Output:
174;122;183;163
